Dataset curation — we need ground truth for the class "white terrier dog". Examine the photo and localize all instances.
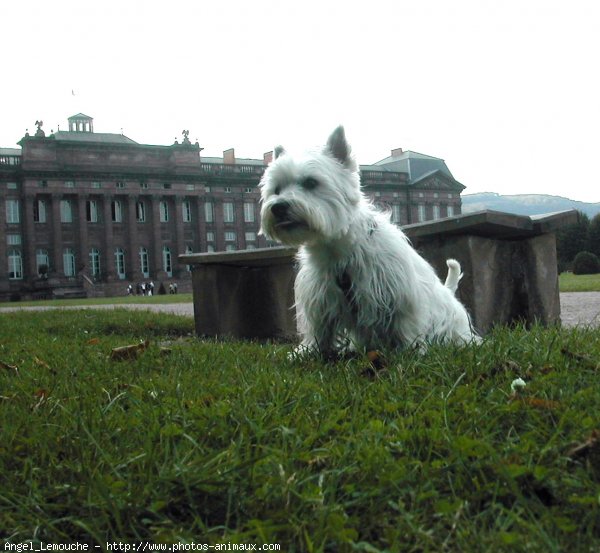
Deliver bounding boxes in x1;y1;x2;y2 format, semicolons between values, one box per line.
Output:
260;126;478;357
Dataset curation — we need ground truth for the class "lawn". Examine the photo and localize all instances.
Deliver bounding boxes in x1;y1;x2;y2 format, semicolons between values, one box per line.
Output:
559;272;600;292
0;293;193;309
1;309;599;550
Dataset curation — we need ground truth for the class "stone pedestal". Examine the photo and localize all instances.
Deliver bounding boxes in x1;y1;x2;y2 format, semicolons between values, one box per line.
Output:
403;210;578;333
180;247;297;340
410;233;559;334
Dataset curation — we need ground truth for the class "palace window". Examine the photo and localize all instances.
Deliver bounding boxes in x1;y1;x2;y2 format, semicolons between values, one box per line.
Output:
185;245;194;271
33;199;47;223
433;205;440;220
60;199;73;223
89;248;101;278
183;200;192;222
63;248;76;277
223;202;235;223
159;201;169;222
162;246;172;277
6;199;20;223
8;249;23;279
36;249;49;276
86;200;99;223
447;205;455;217
243;202;255;223
418;204;426;223
111;200;123;223
139;247;149;278
204;202;214;223
114;248;126;279
136;201;146;222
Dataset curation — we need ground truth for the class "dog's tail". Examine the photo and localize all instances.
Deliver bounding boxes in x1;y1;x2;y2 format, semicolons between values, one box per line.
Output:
444;259;463;295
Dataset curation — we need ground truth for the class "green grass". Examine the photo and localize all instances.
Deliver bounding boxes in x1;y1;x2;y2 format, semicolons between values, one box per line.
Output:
0;293;192;309
1;310;599;550
559;272;600;292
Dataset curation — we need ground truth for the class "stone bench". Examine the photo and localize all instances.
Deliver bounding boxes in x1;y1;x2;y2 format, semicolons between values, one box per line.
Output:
180;209;578;340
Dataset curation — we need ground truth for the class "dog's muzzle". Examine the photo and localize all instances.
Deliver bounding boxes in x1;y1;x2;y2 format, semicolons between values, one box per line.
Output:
271;201;291;222
270;200;306;231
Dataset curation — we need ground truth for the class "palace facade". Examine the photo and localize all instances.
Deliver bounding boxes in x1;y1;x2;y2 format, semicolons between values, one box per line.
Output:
0;114;465;300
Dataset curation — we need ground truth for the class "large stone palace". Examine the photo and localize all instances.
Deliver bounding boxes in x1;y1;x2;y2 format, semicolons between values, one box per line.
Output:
0;114;465;300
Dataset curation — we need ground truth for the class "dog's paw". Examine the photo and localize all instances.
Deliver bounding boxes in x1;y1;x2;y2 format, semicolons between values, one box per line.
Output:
287;344;315;362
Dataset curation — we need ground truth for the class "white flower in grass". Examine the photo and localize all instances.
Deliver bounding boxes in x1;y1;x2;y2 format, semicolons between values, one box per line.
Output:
510;377;527;393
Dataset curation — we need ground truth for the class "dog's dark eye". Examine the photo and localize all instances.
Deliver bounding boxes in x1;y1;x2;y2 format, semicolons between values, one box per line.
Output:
274;185;281;195
301;177;319;190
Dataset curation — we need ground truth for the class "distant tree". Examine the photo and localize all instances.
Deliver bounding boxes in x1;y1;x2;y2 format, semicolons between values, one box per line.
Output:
573;251;600;275
588;213;600;259
556;211;590;272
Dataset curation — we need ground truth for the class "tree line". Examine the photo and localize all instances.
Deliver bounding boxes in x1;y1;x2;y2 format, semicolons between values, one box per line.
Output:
556;212;600;274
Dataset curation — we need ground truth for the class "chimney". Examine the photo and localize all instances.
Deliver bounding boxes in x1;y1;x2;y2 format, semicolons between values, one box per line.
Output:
263;151;273;165
223;148;235;164
391;148;403;158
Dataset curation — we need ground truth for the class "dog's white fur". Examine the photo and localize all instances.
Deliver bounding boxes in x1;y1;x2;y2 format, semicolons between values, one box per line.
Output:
260;126;478;356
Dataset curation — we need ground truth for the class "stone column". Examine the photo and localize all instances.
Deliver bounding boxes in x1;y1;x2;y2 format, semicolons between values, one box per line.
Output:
196;197;208;252
214;199;224;251
127;195;141;281
102;195;115;280
234;199;245;250
77;195;89;275
150;196;165;279
174;196;186;276
23;194;37;281
50;194;64;277
0;194;7;293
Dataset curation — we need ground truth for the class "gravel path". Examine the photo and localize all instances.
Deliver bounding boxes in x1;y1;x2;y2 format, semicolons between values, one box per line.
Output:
1;293;600;327
559;292;600;327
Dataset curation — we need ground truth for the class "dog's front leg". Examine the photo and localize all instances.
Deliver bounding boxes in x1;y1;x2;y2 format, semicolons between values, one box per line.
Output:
292;307;340;360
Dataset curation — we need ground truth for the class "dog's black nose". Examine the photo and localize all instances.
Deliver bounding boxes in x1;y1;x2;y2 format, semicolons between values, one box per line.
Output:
271;201;290;221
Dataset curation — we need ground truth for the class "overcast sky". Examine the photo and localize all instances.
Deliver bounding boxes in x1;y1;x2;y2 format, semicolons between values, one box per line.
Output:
3;0;599;202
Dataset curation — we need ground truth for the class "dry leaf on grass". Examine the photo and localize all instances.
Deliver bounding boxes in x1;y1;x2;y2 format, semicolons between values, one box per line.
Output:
518;397;561;410
560;347;598;369
361;350;388;378
33;356;50;369
567;430;600;460
110;340;150;361
0;360;18;375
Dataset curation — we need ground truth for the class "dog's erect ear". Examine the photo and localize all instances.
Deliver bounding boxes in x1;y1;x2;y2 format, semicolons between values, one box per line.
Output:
274;145;286;159
325;126;355;170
